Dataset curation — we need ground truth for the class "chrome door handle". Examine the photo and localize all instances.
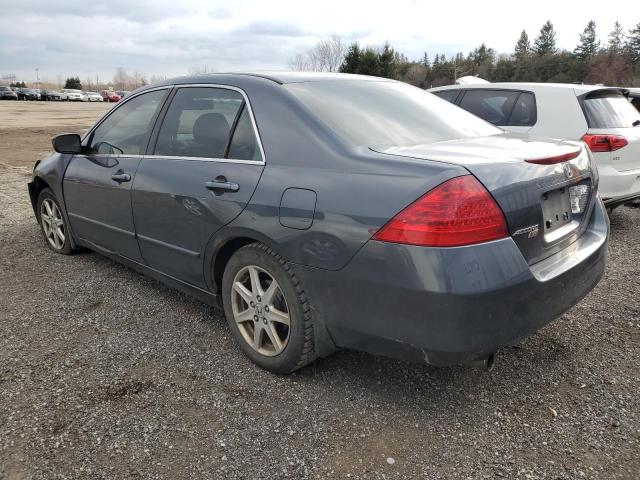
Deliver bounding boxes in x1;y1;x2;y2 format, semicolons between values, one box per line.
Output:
205;180;239;193
111;172;131;183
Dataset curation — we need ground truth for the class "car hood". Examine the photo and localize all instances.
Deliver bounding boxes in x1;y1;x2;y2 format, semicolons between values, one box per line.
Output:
371;133;583;166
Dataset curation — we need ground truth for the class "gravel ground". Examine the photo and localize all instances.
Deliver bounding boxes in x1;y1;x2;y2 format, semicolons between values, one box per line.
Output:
1;162;639;478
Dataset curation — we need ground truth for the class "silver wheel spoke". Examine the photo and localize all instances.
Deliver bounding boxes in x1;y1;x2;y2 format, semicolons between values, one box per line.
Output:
266;308;289;326
252;324;263;349
233;282;253;306
264;323;284;353
248;266;263;297
235;308;255;324
262;280;279;306
55;227;65;244
44;200;53;217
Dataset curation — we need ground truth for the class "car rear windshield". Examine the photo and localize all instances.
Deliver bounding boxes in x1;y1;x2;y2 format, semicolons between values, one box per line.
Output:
285;80;500;147
583;92;640;128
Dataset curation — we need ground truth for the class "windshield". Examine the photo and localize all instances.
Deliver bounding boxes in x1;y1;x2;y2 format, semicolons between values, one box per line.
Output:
0;86;9;91
584;92;640;128
285;80;500;147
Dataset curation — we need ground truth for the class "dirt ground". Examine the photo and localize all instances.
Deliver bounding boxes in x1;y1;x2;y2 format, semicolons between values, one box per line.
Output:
0;101;111;169
0;101;639;479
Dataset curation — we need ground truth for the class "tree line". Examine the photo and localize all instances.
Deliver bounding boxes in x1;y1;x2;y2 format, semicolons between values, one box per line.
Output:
292;20;640;88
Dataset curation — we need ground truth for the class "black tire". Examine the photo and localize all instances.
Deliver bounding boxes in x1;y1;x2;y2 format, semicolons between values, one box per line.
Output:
36;188;74;255
222;243;315;374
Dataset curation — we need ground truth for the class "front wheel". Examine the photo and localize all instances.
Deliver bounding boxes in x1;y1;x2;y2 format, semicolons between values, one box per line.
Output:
36;189;74;255
222;243;315;374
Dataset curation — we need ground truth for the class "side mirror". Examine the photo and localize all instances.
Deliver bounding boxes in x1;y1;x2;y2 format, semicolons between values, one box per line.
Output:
52;133;82;154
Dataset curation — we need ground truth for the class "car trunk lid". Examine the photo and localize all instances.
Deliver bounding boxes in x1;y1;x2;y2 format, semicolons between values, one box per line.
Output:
373;133;596;265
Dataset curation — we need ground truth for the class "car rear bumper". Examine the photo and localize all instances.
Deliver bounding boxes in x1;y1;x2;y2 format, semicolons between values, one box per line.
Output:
597;163;640;204
295;199;608;366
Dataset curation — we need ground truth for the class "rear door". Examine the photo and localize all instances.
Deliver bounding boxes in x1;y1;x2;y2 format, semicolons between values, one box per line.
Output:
63;88;169;260
582;90;640;173
132;85;265;287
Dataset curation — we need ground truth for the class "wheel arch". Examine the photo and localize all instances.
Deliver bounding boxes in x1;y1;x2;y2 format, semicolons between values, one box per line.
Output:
206;228;286;295
28;174;51;215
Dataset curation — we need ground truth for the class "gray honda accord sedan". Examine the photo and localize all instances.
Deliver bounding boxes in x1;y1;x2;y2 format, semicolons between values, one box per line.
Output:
28;73;608;373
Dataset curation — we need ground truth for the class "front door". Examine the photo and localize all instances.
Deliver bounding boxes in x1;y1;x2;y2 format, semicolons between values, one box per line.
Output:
63;88;169;260
132;86;265;287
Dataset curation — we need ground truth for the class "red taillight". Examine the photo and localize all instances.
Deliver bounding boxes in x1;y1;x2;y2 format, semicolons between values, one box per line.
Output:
372;175;508;247
582;134;628;152
525;149;581;165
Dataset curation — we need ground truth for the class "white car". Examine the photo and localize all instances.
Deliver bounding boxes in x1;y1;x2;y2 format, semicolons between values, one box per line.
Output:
60;89;85;102
429;83;640;211
83;91;103;102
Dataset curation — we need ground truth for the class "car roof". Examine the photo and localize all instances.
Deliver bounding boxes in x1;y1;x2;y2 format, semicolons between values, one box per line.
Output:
159;71;393;86
429;82;617;95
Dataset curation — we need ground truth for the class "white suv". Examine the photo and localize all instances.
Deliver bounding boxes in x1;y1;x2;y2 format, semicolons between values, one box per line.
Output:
429;83;640;210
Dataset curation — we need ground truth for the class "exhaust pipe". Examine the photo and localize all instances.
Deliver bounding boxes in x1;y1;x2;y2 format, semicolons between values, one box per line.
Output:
465;353;496;371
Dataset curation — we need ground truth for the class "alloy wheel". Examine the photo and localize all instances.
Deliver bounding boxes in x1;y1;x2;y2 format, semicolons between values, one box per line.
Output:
40;198;66;250
231;265;290;356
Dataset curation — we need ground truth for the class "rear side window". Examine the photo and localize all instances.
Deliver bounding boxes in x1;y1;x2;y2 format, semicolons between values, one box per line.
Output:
583;92;640;128
154;87;245;159
509;92;537;126
431;90;459;103
458;89;520;126
227;106;263;161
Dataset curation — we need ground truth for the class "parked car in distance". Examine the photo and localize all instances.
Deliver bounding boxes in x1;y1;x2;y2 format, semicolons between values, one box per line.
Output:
60;89;85;101
116;90;130;99
100;90;121;102
84;91;104;102
429;83;640;211
0;85;18;100
29;73;608;374
41;90;62;101
18;88;41;101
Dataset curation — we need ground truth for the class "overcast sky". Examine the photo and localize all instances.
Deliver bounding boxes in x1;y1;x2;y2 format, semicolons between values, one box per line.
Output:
0;0;637;84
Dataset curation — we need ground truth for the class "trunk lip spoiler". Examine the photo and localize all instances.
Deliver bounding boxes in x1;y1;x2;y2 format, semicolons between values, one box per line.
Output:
524;148;581;165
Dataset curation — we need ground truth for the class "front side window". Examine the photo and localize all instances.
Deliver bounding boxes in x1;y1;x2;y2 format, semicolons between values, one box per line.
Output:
458;89;520;126
154;87;245;159
87;89;167;155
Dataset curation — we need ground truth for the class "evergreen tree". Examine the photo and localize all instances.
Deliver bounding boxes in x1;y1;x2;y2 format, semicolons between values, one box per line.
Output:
608;21;625;54
339;42;362;74
627;22;640;64
378;41;397;79
358;48;381;76
514;30;530;61
533;20;558;56
574;20;600;60
421;52;430;69
64;77;82;90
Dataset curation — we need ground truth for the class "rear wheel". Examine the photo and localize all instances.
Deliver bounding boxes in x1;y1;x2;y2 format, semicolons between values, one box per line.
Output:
222;243;315;374
36;189;74;255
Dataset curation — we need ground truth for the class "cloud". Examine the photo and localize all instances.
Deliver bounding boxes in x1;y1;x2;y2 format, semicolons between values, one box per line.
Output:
232;21;306;37
0;0;637;83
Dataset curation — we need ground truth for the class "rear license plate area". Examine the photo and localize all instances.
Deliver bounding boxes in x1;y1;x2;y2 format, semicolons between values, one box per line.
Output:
542;187;572;235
